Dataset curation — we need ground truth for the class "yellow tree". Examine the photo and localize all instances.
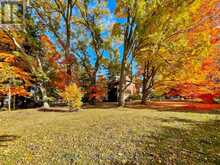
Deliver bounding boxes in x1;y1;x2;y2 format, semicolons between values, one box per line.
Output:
155;0;220;103
113;0;207;106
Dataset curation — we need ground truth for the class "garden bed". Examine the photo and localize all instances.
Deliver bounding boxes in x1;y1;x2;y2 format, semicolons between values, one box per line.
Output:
38;107;79;112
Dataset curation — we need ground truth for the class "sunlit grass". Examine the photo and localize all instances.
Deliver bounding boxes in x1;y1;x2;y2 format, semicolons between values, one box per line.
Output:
0;108;219;164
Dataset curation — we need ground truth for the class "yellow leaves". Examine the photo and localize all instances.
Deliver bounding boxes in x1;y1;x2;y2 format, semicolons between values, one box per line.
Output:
136;0;147;18
190;0;203;13
60;83;83;110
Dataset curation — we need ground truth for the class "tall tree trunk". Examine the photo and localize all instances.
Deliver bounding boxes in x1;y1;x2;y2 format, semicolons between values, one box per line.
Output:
141;62;148;104
90;72;97;105
141;75;148;104
141;63;157;104
40;85;50;108
118;53;127;106
0;98;3;109
13;95;16;110
65;31;71;76
65;0;72;77
8;85;11;112
118;13;136;106
36;55;50;108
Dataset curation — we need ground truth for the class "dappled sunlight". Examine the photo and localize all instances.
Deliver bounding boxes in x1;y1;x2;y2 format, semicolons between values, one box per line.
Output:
0;0;220;164
0;108;219;164
0;135;20;147
126;101;220;113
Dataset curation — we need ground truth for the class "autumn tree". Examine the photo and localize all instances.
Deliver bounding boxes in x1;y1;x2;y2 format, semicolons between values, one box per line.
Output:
72;0;111;103
103;48;121;80
113;0;139;106
32;0;77;76
113;0;213;105
0;7;69;108
0;52;31;111
157;0;220;103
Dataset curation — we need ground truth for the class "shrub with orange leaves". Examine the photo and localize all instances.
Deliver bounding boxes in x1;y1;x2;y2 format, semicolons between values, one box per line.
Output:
87;85;105;103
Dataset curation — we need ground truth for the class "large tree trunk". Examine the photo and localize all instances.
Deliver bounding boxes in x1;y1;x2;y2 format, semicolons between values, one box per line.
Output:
36;56;50;108
118;53;127;106
13;95;16;110
141;62;149;104
141;91;149;104
65;34;72;77
65;1;72;77
8;85;11;112
141;74;148;104
89;72;97;105
40;85;50;108
65;33;72;76
118;13;136;106
0;98;3;109
141;62;157;104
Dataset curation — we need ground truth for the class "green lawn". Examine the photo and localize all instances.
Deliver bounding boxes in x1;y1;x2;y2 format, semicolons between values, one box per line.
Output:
0;108;220;164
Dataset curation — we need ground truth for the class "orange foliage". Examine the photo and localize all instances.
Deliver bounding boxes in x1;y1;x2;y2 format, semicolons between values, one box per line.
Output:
0;52;16;63
0;30;25;51
0;31;16;50
0;51;31;96
49;53;61;63
50;70;72;90
164;1;220;103
166;78;220;103
60;54;75;65
40;35;57;54
0;86;30;96
40;35;74;89
144;101;220;112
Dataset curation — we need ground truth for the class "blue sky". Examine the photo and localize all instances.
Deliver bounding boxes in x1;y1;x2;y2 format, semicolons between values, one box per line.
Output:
102;0;137;77
108;0;116;13
45;0;133;77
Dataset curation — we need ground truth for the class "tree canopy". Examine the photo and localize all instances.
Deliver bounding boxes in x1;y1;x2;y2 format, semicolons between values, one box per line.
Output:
1;0;220;109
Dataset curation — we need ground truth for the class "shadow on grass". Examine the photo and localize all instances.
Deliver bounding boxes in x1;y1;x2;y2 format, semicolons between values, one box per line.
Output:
156;117;196;123
82;102;220;115
37;103;119;112
155;108;220;115
125;102;220;115
110;119;220;165
0;135;20;147
38;107;79;113
82;102;119;109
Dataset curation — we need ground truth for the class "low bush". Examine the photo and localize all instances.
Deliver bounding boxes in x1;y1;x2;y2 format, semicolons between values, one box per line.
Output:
60;83;83;110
